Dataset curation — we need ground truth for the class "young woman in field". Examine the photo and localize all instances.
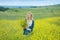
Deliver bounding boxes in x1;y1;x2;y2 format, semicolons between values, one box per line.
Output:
23;12;34;35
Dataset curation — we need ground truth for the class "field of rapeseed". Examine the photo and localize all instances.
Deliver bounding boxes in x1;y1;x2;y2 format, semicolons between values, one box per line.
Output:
0;17;60;40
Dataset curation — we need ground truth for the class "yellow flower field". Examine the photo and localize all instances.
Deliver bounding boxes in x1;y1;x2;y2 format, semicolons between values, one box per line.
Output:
0;17;60;40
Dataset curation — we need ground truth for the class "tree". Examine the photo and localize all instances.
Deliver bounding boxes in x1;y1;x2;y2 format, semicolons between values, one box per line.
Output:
0;6;9;11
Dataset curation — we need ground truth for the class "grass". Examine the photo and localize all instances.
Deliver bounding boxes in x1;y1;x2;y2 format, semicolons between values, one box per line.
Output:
0;17;60;40
0;5;60;40
0;5;60;19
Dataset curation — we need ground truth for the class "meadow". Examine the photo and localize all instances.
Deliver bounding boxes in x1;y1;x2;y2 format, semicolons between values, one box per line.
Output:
0;5;60;40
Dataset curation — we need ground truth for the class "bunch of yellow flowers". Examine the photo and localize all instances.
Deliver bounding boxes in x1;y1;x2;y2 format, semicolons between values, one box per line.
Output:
21;19;28;29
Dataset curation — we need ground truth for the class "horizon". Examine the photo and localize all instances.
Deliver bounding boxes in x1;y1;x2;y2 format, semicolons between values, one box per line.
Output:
0;0;60;6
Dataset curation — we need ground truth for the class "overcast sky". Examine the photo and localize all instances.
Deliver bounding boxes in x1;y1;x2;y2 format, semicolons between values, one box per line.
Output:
0;0;60;6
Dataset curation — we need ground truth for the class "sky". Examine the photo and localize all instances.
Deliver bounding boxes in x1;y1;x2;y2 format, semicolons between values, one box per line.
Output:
0;0;60;6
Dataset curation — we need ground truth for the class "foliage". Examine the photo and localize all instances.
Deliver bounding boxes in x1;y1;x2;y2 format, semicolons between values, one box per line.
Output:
0;5;60;40
21;19;28;28
0;5;60;19
0;6;9;11
0;17;60;40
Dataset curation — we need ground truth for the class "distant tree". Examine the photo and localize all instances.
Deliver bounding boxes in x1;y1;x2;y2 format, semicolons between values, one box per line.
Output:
0;6;9;11
15;10;19;12
30;6;37;8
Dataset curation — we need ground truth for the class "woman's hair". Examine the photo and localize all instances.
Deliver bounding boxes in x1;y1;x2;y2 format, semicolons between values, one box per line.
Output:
26;12;33;20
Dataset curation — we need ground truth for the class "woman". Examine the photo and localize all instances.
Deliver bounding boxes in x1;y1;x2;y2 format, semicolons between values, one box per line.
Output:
23;12;34;35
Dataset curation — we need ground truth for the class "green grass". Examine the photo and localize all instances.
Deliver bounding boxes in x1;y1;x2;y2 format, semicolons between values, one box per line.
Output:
0;5;60;40
0;5;60;19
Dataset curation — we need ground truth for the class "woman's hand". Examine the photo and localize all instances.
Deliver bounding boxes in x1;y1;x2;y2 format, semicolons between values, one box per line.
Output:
23;26;28;29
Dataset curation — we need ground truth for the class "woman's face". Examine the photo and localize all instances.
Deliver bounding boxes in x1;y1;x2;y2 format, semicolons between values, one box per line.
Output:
27;13;32;20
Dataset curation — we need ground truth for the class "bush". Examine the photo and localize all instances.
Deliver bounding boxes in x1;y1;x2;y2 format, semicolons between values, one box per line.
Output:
0;6;9;11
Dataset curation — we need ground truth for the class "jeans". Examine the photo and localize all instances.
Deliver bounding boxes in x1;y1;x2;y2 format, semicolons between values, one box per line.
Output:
23;29;30;35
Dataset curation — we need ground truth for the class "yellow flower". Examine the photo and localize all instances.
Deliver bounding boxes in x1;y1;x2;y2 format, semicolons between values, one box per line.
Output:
21;19;28;28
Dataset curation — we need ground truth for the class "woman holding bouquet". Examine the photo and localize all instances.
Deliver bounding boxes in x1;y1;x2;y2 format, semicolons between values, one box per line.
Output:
23;12;34;35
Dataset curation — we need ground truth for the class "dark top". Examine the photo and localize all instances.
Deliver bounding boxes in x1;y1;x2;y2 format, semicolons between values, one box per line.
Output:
29;20;34;32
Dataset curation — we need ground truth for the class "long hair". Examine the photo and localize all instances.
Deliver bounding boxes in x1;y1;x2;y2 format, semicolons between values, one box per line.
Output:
26;12;33;20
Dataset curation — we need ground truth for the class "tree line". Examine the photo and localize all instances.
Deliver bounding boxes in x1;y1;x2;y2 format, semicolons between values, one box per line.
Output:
0;6;9;11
